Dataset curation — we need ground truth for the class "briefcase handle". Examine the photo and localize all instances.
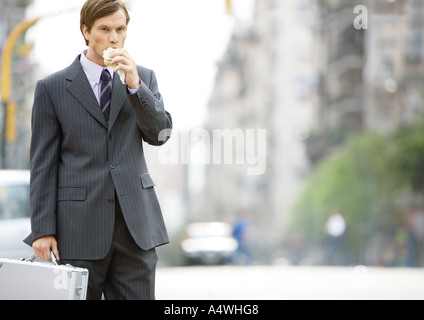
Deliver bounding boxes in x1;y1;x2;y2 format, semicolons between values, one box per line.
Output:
25;252;61;266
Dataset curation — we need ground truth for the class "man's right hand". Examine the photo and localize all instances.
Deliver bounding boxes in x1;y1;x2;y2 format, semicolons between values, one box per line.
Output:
32;235;60;262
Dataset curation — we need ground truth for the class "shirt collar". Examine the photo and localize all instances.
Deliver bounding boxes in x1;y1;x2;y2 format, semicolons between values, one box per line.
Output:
80;49;114;84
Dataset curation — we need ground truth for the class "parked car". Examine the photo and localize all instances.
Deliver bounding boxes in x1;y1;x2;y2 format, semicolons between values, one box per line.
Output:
180;222;238;265
0;170;33;258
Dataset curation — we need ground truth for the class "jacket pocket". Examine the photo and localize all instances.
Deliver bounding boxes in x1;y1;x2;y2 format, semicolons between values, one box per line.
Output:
57;187;87;201
140;173;156;189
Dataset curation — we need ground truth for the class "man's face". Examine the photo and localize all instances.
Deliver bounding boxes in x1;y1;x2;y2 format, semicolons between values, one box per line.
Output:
82;9;128;66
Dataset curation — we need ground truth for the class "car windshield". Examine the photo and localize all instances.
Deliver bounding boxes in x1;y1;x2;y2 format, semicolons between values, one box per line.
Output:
0;185;29;220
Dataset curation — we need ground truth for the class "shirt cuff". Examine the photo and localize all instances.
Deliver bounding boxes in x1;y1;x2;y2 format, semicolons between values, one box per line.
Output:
127;84;141;95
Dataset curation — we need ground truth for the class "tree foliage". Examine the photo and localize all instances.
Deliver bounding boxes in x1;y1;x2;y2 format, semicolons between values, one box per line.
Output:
290;118;424;260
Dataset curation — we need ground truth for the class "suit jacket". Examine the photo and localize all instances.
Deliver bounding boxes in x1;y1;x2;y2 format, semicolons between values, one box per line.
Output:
24;55;173;260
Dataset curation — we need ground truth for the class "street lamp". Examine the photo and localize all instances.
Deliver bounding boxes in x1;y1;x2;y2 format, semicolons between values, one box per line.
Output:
226;0;232;15
1;17;40;168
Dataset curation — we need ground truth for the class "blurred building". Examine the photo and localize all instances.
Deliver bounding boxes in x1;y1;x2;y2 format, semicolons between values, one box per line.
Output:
307;0;424;164
200;0;424;263
306;0;424;266
363;0;424;130
0;0;35;169
202;0;316;261
306;0;365;164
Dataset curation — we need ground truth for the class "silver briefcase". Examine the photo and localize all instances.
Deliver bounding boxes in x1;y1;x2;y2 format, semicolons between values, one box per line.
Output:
0;252;89;300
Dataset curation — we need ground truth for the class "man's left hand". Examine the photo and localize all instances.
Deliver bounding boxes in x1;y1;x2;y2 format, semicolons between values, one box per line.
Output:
109;48;141;90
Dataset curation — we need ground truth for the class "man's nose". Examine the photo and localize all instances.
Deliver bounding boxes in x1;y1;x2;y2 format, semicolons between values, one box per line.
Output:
109;31;119;43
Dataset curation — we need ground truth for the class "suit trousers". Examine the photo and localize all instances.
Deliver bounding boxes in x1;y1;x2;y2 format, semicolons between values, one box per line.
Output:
61;195;158;300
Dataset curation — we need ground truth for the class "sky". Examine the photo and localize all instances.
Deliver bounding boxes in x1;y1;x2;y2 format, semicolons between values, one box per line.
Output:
25;0;255;129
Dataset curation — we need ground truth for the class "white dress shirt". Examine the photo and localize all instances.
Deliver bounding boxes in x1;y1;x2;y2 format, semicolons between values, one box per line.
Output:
80;49;139;105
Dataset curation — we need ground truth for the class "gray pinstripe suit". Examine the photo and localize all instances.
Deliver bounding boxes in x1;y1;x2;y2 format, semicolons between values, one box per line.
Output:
24;55;172;299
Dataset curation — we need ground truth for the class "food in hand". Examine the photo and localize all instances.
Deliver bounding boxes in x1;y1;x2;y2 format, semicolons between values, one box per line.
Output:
103;48;118;67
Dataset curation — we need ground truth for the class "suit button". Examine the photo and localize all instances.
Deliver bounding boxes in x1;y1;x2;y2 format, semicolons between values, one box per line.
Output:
108;199;114;204
108;134;114;140
110;164;116;169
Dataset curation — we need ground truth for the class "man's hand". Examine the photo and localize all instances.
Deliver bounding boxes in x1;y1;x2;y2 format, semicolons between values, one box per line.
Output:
109;48;141;90
32;235;60;262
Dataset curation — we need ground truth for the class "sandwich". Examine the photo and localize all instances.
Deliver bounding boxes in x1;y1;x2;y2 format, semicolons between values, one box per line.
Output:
103;47;118;68
102;47;126;84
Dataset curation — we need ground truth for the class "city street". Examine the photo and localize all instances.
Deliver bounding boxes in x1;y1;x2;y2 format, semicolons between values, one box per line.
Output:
156;265;424;300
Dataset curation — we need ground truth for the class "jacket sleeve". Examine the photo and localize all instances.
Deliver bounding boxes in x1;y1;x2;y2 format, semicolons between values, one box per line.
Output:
127;68;172;146
26;79;61;244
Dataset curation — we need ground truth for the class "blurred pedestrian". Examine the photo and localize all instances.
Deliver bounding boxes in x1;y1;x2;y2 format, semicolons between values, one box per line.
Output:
24;0;172;300
324;211;347;265
232;212;253;265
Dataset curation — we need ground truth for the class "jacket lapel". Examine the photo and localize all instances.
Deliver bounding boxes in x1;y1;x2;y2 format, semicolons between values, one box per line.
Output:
65;55;128;130
65;55;108;128
108;73;127;130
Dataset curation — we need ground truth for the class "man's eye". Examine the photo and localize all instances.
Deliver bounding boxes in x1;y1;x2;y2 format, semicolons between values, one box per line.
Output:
102;28;108;31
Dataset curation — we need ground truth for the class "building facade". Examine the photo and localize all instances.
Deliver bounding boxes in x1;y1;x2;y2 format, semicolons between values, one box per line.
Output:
202;0;424;263
307;0;424;164
203;0;316;261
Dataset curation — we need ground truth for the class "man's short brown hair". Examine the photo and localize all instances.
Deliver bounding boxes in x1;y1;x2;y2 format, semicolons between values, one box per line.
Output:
80;0;130;45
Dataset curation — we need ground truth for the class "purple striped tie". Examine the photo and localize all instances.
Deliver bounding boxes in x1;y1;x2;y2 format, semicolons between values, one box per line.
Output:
100;69;112;122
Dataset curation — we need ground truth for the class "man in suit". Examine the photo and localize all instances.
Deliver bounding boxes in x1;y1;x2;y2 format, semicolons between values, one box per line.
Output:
24;0;172;300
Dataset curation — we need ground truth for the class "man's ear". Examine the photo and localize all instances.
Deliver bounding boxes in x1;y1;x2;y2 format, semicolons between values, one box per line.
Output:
81;24;90;43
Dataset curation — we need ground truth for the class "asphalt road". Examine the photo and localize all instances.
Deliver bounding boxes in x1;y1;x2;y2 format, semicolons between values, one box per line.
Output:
156;265;424;300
